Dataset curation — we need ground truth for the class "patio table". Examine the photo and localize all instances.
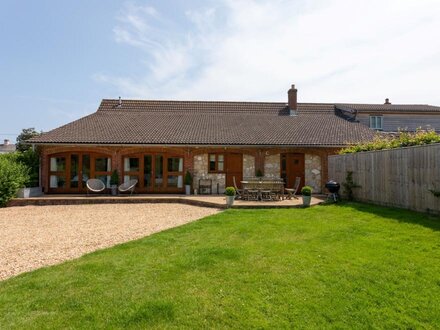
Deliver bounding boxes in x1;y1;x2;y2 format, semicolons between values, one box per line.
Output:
241;180;285;201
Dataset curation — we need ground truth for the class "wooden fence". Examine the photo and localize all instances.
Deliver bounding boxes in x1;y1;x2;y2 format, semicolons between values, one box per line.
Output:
328;143;440;214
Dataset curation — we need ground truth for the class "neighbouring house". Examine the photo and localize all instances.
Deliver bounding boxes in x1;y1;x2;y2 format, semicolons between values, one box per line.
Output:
33;84;435;195
0;139;16;154
335;100;440;132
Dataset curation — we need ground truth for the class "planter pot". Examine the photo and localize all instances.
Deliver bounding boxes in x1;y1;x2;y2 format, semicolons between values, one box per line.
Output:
17;187;42;198
111;185;118;196
226;195;235;208
185;185;191;195
302;195;312;207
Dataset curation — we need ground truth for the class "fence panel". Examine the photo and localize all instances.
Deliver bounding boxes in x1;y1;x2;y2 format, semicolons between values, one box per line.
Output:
328;144;440;214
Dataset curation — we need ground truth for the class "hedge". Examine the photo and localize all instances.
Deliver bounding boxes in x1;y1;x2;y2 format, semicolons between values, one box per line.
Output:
340;129;440;154
0;154;29;207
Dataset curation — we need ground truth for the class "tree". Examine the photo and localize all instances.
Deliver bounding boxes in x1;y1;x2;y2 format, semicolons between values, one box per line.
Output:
16;128;41;152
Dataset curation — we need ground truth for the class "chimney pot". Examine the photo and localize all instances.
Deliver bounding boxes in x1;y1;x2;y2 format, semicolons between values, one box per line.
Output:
384;98;391;105
288;84;298;115
4;139;9;145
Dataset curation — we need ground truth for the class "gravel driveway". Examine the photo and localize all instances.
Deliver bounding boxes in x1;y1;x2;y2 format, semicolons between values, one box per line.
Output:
0;204;220;280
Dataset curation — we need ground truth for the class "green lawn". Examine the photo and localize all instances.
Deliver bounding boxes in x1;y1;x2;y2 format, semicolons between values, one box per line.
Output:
1;203;439;329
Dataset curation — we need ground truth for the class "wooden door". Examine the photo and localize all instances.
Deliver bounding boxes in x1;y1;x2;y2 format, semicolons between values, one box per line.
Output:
226;153;243;188
282;153;305;191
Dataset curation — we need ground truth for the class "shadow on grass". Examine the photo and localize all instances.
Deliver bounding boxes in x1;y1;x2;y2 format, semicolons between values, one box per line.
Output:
321;201;440;232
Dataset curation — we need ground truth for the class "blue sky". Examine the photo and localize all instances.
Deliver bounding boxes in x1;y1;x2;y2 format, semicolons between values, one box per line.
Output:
1;0;440;142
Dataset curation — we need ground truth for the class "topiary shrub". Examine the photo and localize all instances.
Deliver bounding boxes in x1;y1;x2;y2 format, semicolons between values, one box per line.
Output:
184;171;193;186
301;186;312;196
110;170;119;186
224;187;236;196
0;154;29;207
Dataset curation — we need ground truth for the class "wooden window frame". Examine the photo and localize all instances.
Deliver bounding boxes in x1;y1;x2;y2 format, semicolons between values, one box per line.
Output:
208;153;225;173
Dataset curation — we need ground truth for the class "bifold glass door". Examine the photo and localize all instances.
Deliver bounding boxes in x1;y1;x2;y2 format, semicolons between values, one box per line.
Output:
123;154;184;192
48;153;111;193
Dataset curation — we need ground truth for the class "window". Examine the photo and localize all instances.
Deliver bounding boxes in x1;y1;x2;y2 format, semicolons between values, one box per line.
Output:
209;154;225;172
369;116;383;130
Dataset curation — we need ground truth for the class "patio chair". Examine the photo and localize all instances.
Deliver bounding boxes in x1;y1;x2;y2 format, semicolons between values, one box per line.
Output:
118;179;138;195
285;177;301;200
199;178;212;195
260;182;273;201
243;181;259;201
86;178;106;196
233;176;243;199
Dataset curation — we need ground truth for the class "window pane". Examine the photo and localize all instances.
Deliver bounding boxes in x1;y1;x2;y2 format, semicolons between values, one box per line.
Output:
124;175;138;184
144;155;152;188
124;157;139;172
378;117;383;129
155;155;163;188
167;175;183;188
82;155;90;185
50;157;65;171
96;175;111;188
50;175;66;188
209;154;216;171
167;157;183;172
281;155;287;171
95;157;111;172
70;155;79;188
217;154;224;171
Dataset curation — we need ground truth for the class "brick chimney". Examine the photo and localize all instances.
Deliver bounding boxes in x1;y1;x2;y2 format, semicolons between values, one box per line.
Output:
288;84;298;116
384;98;391;105
4;139;9;145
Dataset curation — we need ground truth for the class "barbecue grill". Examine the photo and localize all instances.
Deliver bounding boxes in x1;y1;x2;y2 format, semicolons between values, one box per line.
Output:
325;180;340;202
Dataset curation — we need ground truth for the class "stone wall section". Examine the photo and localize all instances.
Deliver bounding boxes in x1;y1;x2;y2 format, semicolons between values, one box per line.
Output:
264;154;280;178
193;154;225;194
305;154;322;193
242;154;255;179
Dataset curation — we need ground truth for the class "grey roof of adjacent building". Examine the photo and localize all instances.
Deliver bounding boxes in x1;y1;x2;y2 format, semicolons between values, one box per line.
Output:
335;103;440;113
29;99;382;147
0;143;16;153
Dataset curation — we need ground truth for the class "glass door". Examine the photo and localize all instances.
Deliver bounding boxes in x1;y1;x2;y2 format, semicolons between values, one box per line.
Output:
49;156;67;190
122;153;184;193
154;155;164;190
48;153;111;193
69;154;80;191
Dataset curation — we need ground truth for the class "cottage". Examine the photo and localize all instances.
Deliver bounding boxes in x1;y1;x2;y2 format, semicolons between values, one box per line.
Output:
29;85;384;194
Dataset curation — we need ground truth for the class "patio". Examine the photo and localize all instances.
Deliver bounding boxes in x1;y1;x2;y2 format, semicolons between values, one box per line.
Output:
9;194;326;209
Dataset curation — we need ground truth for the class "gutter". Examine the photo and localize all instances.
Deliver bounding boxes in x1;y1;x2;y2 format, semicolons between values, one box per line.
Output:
28;142;348;148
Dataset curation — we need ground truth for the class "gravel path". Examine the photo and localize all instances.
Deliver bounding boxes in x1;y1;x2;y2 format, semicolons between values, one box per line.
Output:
0;204;220;281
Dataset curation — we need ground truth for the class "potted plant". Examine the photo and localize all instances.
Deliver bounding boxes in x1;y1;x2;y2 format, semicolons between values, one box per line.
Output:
16;149;42;198
110;170;119;196
184;171;192;195
301;185;313;207
224;186;236;208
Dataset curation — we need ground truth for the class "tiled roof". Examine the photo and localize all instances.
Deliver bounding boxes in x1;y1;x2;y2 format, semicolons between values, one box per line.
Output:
336;103;440;112
29;99;377;146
